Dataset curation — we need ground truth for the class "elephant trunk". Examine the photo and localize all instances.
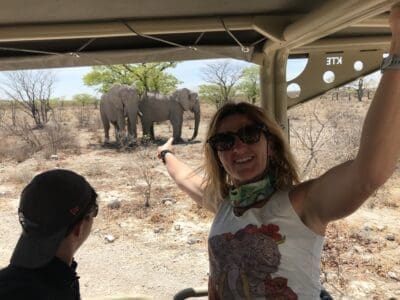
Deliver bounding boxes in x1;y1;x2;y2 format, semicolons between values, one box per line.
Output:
189;103;200;141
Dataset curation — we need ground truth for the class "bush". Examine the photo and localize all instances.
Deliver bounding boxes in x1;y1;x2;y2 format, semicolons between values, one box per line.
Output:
0;111;80;162
41;120;80;157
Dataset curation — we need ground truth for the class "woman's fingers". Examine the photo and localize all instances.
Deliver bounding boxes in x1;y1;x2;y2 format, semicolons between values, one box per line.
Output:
157;137;174;158
166;137;174;146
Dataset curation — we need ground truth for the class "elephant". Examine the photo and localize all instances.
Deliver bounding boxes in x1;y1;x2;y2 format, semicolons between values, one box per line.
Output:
139;88;200;143
99;84;141;146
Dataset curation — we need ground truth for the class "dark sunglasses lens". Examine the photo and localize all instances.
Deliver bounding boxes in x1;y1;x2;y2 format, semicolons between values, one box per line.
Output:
238;125;262;144
210;134;235;151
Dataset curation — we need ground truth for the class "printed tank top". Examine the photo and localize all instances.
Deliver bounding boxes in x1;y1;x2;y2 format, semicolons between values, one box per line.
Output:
208;189;324;300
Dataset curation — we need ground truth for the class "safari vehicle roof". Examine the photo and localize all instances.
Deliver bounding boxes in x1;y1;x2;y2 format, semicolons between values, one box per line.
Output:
0;0;398;122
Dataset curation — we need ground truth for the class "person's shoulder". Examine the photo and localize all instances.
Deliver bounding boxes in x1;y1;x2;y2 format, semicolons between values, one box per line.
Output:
0;265;42;299
0;264;11;276
0;264;34;279
0;264;23;281
0;286;40;300
0;264;46;289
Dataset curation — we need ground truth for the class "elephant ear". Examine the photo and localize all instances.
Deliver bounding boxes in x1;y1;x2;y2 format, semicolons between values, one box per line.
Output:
119;86;139;103
176;88;192;111
107;84;125;111
190;92;199;110
119;86;139;114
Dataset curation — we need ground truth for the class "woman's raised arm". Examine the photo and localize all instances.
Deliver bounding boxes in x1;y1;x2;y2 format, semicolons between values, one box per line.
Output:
297;6;400;231
157;138;210;211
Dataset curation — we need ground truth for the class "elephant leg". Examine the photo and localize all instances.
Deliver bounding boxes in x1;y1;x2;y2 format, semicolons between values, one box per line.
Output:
127;109;138;144
100;111;111;144
171;113;184;144
126;118;137;146
111;121;119;143
150;123;155;140
141;117;153;140
103;122;110;144
116;130;125;146
117;118;127;146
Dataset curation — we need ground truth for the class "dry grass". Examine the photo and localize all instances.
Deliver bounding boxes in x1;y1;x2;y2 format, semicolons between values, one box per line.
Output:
0;135;33;163
84;163;106;177
8;167;35;185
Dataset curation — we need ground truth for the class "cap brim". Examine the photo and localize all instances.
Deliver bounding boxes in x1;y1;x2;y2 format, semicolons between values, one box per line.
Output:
11;227;68;268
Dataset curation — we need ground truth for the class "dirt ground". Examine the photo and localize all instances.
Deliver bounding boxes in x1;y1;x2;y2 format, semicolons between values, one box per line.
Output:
0;100;399;299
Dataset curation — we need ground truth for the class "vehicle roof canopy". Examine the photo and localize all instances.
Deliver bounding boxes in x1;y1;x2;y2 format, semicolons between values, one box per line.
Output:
0;0;397;115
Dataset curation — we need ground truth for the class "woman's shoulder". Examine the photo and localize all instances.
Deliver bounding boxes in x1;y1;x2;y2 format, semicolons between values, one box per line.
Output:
202;186;227;214
286;181;313;214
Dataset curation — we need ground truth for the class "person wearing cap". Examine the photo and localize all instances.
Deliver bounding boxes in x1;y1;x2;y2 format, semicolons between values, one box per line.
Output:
0;169;98;300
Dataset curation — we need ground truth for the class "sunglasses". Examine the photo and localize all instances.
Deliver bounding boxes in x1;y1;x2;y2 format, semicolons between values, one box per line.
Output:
207;124;269;151
65;202;98;236
86;202;98;218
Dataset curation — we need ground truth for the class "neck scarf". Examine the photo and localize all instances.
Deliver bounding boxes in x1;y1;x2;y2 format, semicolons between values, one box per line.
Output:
228;174;276;208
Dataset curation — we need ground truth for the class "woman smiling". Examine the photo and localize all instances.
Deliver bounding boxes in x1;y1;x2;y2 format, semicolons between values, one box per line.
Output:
157;7;400;299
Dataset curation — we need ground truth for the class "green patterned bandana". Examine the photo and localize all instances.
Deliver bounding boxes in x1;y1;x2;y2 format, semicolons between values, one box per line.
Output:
228;175;276;208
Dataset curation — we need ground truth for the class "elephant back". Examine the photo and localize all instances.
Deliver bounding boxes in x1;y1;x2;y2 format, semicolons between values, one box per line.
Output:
138;88;200;141
139;92;170;110
139;92;179;122
100;84;140;121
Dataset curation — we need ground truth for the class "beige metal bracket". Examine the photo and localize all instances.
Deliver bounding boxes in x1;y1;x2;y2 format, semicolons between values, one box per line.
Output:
260;48;383;139
287;49;384;108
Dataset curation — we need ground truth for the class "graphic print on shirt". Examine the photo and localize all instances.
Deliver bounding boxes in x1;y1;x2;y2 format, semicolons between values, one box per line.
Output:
208;224;298;300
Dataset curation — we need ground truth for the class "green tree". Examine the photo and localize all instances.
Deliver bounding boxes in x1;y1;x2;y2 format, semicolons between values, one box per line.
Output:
83;62;181;94
237;65;260;104
72;93;98;108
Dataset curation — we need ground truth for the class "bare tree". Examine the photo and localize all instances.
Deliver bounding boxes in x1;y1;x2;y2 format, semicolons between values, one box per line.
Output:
1;70;55;128
200;60;243;108
289;96;363;181
330;88;339;101
345;77;364;102
363;77;378;99
357;77;363;101
130;148;157;207
291;108;329;177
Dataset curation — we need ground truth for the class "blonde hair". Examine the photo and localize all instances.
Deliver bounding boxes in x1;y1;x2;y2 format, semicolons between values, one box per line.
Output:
201;102;299;211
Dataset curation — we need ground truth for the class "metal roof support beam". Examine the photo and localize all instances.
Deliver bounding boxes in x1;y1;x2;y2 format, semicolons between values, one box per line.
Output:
260;49;289;137
0;46;254;71
0;13;390;43
260;55;275;119
274;49;290;135
0;16;259;42
264;0;398;53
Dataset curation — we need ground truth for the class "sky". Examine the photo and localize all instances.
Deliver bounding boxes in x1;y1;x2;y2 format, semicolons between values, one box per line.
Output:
0;58;308;99
0;58;380;100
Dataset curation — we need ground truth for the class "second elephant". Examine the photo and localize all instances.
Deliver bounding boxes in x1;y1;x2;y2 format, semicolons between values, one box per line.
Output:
139;88;200;143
